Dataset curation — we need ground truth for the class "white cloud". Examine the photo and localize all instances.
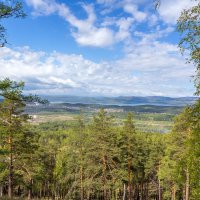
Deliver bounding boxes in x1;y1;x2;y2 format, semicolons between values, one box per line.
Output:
115;17;134;41
73;28;114;47
26;0;58;15
59;4;116;47
123;3;147;22
0;46;195;97
133;26;175;44
26;0;117;47
158;0;198;24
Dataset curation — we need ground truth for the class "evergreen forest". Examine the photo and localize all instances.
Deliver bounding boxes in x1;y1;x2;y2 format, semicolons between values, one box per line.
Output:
0;78;199;200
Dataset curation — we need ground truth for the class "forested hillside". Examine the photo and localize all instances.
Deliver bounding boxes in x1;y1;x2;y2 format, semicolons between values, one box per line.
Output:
39;95;198;106
0;79;199;200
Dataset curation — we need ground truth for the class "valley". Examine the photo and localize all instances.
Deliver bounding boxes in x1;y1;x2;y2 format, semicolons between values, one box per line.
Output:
26;100;185;133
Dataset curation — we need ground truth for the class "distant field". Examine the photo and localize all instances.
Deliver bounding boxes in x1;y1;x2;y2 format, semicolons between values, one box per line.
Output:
26;103;181;133
31;112;173;133
30;113;76;124
110;111;173;133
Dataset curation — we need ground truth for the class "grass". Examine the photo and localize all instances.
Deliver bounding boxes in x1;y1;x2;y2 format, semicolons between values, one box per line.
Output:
30;112;77;124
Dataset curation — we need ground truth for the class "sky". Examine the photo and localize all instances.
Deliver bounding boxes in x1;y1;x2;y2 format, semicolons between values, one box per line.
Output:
0;0;198;97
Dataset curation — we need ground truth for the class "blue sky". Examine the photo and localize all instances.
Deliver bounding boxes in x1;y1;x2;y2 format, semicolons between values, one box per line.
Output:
0;0;198;96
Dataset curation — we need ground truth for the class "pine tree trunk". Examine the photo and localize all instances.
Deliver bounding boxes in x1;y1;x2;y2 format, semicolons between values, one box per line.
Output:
80;146;84;200
115;189;118;200
39;187;42;199
146;182;148;200
185;169;190;200
171;185;176;200
28;179;33;200
0;185;3;197
158;162;162;200
54;181;57;200
47;181;50;200
44;181;47;198
80;165;84;200
158;178;161;200
128;159;132;200
102;155;107;200
123;184;126;200
8;135;13;199
8;108;14;200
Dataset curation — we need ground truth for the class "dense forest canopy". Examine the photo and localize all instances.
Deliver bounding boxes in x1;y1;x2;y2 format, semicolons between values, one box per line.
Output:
0;78;199;200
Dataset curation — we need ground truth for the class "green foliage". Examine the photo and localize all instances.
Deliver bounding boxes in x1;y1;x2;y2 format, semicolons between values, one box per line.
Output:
86;109;119;195
0;0;26;46
159;100;200;200
119;113;137;188
177;2;200;95
0;97;199;199
186;100;200;199
50;110;166;199
0;79;199;199
0;78;47;198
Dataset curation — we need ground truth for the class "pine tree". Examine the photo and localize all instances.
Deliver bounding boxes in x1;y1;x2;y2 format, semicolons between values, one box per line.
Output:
87;109;118;200
0;78;45;199
54;115;88;199
159;104;200;200
119;113;137;200
0;79;28;198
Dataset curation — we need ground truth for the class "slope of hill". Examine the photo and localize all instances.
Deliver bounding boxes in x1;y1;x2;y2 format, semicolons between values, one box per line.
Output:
42;95;198;106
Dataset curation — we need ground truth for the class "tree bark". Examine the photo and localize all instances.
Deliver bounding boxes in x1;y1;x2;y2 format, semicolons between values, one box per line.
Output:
123;184;126;200
102;155;107;200
0;185;3;197
158;178;162;200
115;188;118;200
8;107;14;199
28;179;33;200
80;146;84;200
171;185;176;200
185;169;190;200
8;135;13;199
128;159;132;200
158;162;162;200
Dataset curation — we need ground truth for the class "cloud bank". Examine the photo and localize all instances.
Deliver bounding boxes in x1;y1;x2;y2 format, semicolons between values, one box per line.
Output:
0;0;196;97
0;45;195;97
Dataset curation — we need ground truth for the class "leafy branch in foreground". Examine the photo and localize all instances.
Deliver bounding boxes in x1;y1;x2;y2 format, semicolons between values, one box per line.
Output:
0;78;49;104
0;0;26;46
177;2;200;95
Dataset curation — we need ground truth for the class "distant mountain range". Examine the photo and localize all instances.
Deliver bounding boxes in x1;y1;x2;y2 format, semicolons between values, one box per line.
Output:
42;95;198;107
